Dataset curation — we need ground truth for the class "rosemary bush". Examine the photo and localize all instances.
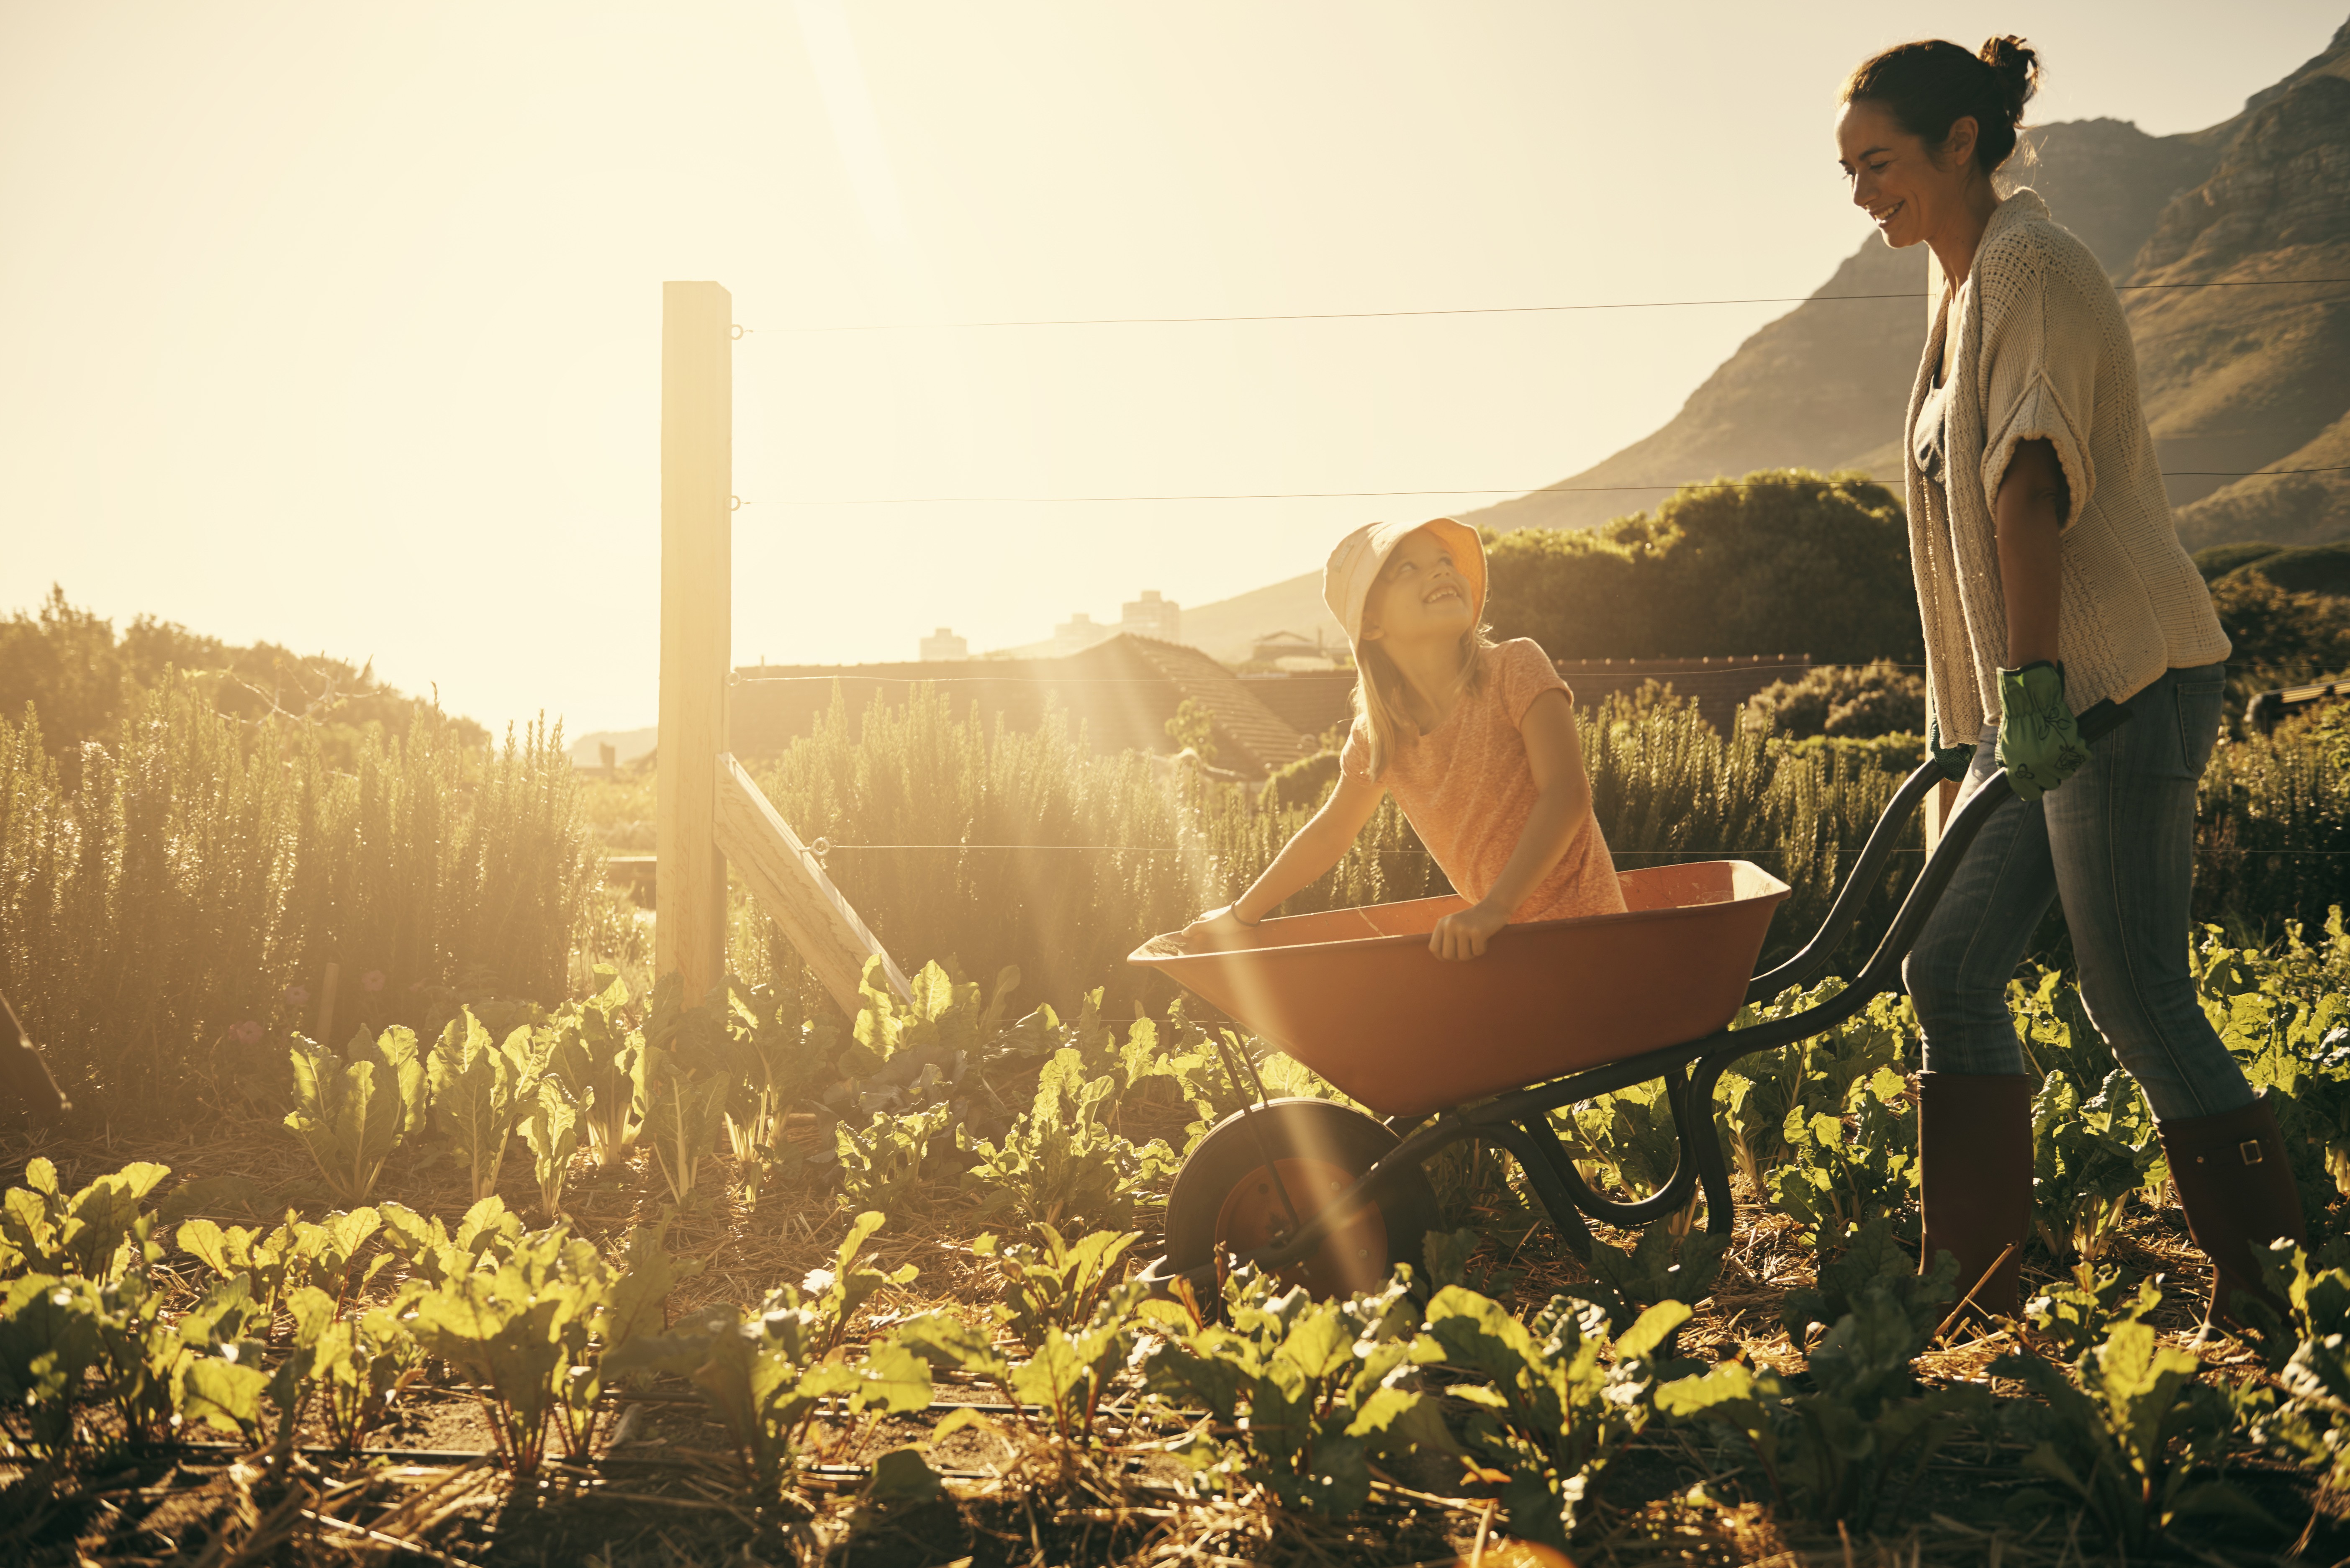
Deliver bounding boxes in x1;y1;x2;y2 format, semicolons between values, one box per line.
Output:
744;683;1908;1014
2197;711;2350;937
749;686;1438;1011
0;681;595;1114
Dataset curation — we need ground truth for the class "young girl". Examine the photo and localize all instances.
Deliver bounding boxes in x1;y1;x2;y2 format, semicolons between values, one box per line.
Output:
1187;518;1624;959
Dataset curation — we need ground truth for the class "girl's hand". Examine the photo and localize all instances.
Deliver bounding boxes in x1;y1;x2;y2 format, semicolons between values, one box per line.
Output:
1429;902;1508;961
1184;905;1259;951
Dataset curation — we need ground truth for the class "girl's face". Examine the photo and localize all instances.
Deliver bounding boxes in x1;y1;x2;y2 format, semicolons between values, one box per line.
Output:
1363;529;1474;646
1836;98;1978;252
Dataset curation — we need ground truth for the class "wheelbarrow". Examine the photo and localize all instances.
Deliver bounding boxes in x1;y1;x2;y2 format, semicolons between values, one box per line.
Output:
1128;701;2129;1299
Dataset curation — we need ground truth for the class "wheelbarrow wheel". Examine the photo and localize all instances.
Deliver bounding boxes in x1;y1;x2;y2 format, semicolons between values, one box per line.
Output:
1163;1098;1438;1299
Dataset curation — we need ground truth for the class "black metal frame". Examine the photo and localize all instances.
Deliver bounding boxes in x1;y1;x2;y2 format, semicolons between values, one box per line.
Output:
1207;701;2129;1277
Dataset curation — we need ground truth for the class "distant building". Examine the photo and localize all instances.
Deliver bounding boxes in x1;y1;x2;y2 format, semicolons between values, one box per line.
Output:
1251;629;1325;664
919;627;969;662
1121;590;1181;644
733;634;1314;775
1052;612;1114;658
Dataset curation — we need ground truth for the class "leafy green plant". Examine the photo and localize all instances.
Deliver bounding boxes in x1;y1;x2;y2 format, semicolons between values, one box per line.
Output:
1780;1217;1957;1350
1410;1286;1690;1549
835;1103;957;1215
635;972;734;1206
2239;1241;2350;1482
606;1211;923;1506
2023;1264;2165;1362
286;1027;426;1206
176;1205;387;1330
976;1225;1143;1349
960;1048;1176;1231
1767;1065;1917;1244
713;975;845;1198
374;1196;526;1286
542;965;645;1172
1716;1066;1795;1198
1660;1277;1987;1527
521;1076;584;1222
2030;1070;2163;1266
87;1267;189;1444
640;1043;730;1207
1989;1323;2270;1552
311;1298;426;1453
176;1215;298;1327
2;1156;171;1281
1719;985;1911;1196
1584;1221;1729;1327
178;1282;339;1447
2206;967;2350;1209
404;1219;686;1474
429;1010;541;1204
0;1273;106;1456
288;1206;388;1309
1556;1081;1690;1228
1141;1270;1451;1517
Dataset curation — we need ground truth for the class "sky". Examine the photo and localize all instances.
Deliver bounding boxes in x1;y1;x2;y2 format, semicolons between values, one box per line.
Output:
3;2;2341;736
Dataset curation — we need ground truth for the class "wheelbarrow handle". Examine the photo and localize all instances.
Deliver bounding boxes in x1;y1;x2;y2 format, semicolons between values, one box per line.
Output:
1851;695;2133;980
2074;697;2132;744
1728;695;2137;1051
1746;698;2134;1004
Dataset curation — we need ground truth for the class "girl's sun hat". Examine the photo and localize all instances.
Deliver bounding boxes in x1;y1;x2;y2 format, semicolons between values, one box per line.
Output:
1322;518;1488;644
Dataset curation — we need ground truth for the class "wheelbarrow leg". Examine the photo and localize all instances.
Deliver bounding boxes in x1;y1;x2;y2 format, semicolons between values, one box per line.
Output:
1494;1114;1600;1260
1681;1058;1739;1237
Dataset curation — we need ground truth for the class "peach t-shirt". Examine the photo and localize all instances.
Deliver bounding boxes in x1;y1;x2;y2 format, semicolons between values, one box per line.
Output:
1340;639;1626;924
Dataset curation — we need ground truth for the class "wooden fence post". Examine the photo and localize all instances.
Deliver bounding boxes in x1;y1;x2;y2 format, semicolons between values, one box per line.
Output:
657;281;733;1004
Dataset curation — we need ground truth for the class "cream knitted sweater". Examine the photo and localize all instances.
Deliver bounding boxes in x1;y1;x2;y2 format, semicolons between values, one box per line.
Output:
1904;189;2229;744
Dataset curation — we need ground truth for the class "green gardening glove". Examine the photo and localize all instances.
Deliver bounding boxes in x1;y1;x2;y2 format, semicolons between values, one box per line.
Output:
1925;712;1973;782
1996;660;2089;802
1924;683;1972;782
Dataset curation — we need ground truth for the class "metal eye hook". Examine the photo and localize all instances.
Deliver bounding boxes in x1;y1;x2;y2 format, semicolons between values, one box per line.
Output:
731;323;751;340
731;495;743;511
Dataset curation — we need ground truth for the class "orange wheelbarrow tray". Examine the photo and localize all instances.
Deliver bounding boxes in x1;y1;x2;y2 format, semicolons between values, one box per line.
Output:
1128;701;2129;1296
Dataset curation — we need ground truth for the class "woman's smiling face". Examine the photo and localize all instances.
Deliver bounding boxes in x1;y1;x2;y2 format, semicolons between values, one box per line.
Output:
1364;528;1474;645
1836;98;1977;251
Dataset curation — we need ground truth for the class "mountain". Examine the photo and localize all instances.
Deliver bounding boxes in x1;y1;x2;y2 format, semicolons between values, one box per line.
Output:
1176;573;1344;664
1461;18;2350;548
567;725;657;767
2148;26;2350;547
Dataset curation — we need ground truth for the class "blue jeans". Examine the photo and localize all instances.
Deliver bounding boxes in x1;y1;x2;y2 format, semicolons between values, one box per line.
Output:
1902;663;2250;1122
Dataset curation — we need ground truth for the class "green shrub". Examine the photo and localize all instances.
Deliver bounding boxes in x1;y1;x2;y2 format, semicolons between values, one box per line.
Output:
747;685;1438;1013
1579;690;1910;965
2198;722;2350;936
2208;573;2350;709
0;681;595;1116
1745;661;1924;740
1484;470;1924;665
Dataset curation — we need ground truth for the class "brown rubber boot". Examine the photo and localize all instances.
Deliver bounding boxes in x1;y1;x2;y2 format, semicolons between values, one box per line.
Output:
2160;1090;2308;1329
1916;1072;2035;1319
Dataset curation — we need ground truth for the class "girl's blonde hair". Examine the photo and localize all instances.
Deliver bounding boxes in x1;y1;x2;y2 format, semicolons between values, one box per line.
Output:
1349;621;1496;780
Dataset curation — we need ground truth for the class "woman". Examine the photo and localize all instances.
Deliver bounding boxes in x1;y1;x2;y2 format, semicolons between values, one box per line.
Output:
1836;36;2302;1327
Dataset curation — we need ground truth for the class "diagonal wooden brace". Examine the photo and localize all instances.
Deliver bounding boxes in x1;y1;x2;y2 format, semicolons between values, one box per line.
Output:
712;753;912;1016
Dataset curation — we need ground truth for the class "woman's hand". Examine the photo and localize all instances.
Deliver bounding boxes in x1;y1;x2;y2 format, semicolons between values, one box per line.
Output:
1184;905;1259;951
1429;902;1508;961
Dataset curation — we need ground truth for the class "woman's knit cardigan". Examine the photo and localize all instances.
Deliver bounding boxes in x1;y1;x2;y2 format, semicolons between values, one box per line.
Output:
1904;188;2229;744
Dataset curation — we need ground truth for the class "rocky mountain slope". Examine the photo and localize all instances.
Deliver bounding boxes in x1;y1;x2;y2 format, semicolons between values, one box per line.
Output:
1464;18;2350;549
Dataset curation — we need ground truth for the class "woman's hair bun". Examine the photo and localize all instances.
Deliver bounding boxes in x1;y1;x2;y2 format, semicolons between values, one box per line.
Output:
1843;35;2041;175
1978;35;2040;126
